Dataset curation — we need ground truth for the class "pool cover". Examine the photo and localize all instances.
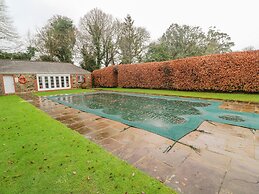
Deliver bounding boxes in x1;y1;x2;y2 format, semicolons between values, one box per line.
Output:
48;92;259;141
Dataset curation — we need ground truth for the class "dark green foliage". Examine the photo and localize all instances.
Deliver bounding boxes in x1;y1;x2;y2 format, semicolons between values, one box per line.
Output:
119;14;150;64
205;26;235;54
0;46;36;60
161;24;206;59
37;15;76;63
39;55;56;62
119;15;135;64
146;23;234;62
145;42;171;62
26;46;36;58
80;46;100;72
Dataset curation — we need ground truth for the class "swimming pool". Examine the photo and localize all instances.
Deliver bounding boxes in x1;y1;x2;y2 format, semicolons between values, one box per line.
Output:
48;92;259;141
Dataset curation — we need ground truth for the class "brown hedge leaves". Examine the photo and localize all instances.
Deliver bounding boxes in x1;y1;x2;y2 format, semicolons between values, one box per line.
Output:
92;66;118;87
92;51;259;92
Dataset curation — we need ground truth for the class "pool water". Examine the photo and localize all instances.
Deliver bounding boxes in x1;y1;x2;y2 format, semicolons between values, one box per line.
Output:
48;92;259;141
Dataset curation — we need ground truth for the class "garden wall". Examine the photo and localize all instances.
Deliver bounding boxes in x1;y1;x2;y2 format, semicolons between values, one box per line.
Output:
92;51;259;92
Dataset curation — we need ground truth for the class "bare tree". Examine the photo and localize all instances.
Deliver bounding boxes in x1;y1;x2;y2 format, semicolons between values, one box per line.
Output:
0;0;19;51
78;8;119;68
102;19;121;66
242;46;255;51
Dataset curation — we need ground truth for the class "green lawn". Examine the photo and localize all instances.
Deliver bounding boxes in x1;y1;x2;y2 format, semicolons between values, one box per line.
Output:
0;95;174;194
35;89;95;96
97;88;259;103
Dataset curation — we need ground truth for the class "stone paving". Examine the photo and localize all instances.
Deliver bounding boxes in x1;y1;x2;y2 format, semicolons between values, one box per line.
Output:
20;94;259;194
220;101;259;114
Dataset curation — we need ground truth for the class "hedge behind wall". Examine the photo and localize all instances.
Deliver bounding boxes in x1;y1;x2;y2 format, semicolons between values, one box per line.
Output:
92;51;259;92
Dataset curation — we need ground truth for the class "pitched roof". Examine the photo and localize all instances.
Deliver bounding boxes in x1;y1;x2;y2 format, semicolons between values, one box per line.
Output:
0;60;90;74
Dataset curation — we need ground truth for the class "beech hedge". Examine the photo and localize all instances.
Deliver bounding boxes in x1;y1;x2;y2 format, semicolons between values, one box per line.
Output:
92;51;259;92
92;65;118;87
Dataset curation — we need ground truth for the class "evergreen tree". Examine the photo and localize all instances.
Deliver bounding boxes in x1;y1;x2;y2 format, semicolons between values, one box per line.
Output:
119;15;150;64
37;15;76;63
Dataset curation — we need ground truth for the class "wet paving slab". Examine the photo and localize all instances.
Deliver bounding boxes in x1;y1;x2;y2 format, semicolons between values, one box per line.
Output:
19;93;259;194
220;101;259;114
99;138;123;152
220;158;259;194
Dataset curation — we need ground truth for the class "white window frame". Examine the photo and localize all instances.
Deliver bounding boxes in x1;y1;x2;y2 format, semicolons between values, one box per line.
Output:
37;74;71;91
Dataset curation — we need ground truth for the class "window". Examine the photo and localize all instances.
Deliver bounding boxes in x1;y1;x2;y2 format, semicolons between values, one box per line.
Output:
37;74;70;91
77;75;84;83
56;76;60;88
50;76;54;88
66;76;70;87
44;76;49;89
38;77;43;89
61;76;65;87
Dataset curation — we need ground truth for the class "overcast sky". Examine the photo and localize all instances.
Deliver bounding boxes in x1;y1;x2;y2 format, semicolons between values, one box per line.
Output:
6;0;259;50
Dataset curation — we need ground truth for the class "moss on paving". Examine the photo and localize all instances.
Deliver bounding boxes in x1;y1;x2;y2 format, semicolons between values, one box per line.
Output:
35;89;95;96
0;95;174;194
97;88;259;103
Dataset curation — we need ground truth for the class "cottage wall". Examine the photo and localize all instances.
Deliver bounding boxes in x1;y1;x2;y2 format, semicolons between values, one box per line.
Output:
71;74;79;88
0;73;91;95
71;74;92;89
0;74;4;95
85;73;92;88
14;74;37;93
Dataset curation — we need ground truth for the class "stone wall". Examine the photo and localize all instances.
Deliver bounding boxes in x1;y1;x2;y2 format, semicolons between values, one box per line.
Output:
71;74;92;89
0;73;92;95
71;74;78;88
0;75;4;95
14;74;37;93
84;73;92;88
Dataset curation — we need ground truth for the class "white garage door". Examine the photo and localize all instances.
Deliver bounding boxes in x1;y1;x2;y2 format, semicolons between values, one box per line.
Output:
3;75;15;94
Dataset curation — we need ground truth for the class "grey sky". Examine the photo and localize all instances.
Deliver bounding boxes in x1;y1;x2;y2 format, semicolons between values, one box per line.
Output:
6;0;259;50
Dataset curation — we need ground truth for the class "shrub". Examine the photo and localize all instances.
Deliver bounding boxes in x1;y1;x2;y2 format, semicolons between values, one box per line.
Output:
92;65;118;87
92;51;259;92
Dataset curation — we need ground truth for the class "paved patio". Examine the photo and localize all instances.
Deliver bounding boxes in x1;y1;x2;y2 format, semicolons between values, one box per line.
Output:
20;94;259;194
